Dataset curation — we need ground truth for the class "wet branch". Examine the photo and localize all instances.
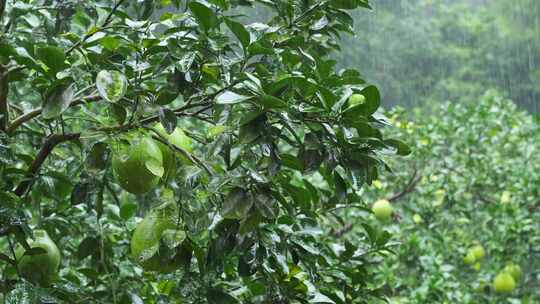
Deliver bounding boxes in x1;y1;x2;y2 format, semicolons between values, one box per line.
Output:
13;100;216;196
332;170;422;238
14;133;81;196
0;66;8;132
7;95;102;134
387;169;422;202
66;0;127;55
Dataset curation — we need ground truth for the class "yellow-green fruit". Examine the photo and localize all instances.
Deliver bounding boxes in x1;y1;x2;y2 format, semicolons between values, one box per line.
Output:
463;251;476;265
153;124;193;166
131;202;185;273
348;94;366;108
412;214;423;224
500;191;511;204
433;189;446;206
16;230;61;287
112;137;163;194
372;199;393;221
470;245;485;260
504;263;522;281
493;272;516;293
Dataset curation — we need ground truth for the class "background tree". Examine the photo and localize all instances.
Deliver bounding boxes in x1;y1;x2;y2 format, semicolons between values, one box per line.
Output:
336;0;540;112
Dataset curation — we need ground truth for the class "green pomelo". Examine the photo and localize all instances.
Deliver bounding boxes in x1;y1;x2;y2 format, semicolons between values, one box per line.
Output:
153;124;193;166
112;137;163;194
131;202;185;273
16;230;61;287
372;199;393;221
504;263;522;281
463;251;476;265
493;272;516;293
470;245;485;260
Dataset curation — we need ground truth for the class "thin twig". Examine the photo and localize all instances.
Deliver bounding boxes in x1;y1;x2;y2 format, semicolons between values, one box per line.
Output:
148;128;213;176
65;0;127;55
332;170;422;238
7;236;21;277
0;66;8;132
13;100;216;196
387;170;422;202
7;95;101;134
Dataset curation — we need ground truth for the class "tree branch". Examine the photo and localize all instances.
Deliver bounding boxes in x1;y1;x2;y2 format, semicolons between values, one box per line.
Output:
14;133;81;196
0;66;9;132
332;170;422;238
7;95;101;134
66;0;127;55
150;132;213;176
13;100;216;196
0;0;6;23
387;169;422;202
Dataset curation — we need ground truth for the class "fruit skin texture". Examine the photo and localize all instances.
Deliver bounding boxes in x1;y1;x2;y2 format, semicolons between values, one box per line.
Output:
347;94;366;108
16;229;61;287
112;137;163;194
500;191;511;204
372;199;393;221
493;272;516;293
463;251;476;265
470;245;485;260
504;263;522;281
153;124;193;174
131;202;184;273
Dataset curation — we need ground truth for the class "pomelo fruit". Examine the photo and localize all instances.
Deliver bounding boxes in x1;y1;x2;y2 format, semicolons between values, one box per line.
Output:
470;245;485;260
372;199;393;221
16;229;61;286
131;202;186;273
433;189;445;206
463;251;476;265
504;263;522;281
112;137;163;194
153;124;193;167
500;191;511;204
493;272;516;293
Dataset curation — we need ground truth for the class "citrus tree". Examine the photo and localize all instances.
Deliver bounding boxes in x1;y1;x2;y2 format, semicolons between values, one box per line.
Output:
0;0;409;302
344;92;540;303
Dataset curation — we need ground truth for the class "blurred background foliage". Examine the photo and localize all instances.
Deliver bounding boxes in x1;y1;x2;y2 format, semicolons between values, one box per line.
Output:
346;93;540;303
338;0;540;112
312;0;540;301
239;0;540;112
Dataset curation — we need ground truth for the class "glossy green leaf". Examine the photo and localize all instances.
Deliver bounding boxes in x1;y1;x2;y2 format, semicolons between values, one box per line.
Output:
96;70;127;102
36;45;66;73
225;18;251;49
189;2;219;32
216;91;252;104
42;84;75;119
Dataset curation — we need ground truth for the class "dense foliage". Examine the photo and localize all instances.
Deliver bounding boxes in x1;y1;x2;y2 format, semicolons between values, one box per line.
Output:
0;0;412;303
345;93;540;303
